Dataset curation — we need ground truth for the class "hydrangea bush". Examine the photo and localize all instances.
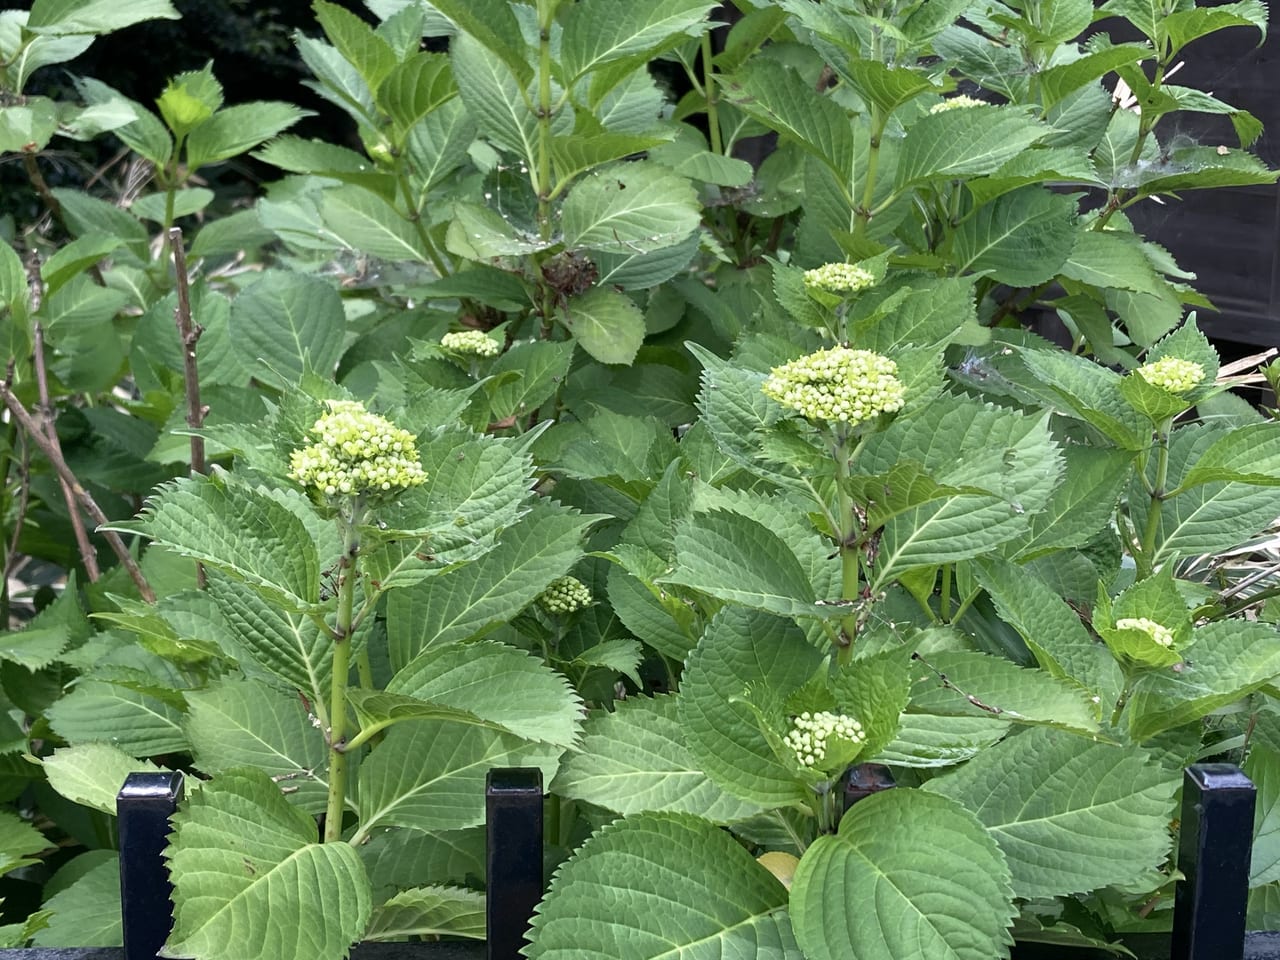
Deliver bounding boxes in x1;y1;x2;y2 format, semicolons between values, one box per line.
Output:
0;0;1279;959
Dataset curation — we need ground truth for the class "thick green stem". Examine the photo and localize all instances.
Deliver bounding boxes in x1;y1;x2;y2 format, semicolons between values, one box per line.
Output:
536;1;554;237
1136;418;1172;579
324;506;362;843
398;173;449;277
701;29;722;155
939;564;953;622
815;781;842;834
853;110;884;241
834;431;864;663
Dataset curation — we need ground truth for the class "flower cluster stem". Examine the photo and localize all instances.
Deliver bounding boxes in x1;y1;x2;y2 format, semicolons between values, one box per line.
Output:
701;29;722;155
324;506;363;843
1136;417;1172;579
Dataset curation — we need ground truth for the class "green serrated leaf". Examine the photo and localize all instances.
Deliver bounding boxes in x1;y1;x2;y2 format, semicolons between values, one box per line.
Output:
320;184;428;262
951;187;1077;286
365;886;486;941
184;679;330;815
356;720;559;835
46;680;187;757
561;162;700;254
185;102;308;171
104;476;320;611
553;695;764;821
976;556;1122;703
387;639;582;747
678;607;822;807
33;856;120;948
527;812;799;959
26;0;178;35
1245;745;1280;887
561;287;646;365
228;271;345;389
791;789;1015;960
909;650;1101;734
1126;620;1280;741
42;744;164;815
897;106;1051;186
165;769;371;960
926;727;1178;898
386;501;601;669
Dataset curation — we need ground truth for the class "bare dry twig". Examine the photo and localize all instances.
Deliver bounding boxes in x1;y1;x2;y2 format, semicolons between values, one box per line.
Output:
33;323;101;581
0;382;155;602
170;227;207;588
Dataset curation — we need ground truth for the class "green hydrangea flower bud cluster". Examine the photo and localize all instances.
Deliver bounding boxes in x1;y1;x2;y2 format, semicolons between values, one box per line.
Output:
441;330;502;358
763;347;906;424
930;95;987;113
1136;356;1205;394
803;262;876;295
538;576;592;614
1115;616;1175;648
289;400;427;498
785;711;865;767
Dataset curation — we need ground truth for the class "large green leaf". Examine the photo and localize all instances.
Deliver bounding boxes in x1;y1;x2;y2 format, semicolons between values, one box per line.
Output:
46;680;187;757
908;651;1101;734
896;106;1051;186
486;341;575;421
365;886;485;941
950;187;1077;286
561;287;646;365
561;162;700;254
561;0;715;85
975;557;1122;703
26;0;178;34
33;855;119;947
387;639;582;747
184;679;331;815
314;0;398;93
42;744;164;815
1060;230;1168;298
1036;44;1152;110
880;713;1010;768
1179;422;1280;488
406;98;476;199
553;695;764;822
355;720;559;835
386;501;601;669
790;789;1015;960
660;510;841;619
1006;445;1135;558
228;271;345;388
104;476;321;611
723;58;854;181
377;52;456;134
1140;425;1280;560
1126;621;1280;741
0;809;50;875
165;770;371;960
678;608;822;808
205;575;331;712
526;812;800;960
320;184;429;263
1245;745;1280;887
926;727;1178;898
450;33;542;166
427;0;531;86
185;102;308;171
859;400;1063;585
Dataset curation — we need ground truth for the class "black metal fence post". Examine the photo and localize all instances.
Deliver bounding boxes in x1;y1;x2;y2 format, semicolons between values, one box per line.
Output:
117;771;184;960
1172;763;1257;960
485;768;543;960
